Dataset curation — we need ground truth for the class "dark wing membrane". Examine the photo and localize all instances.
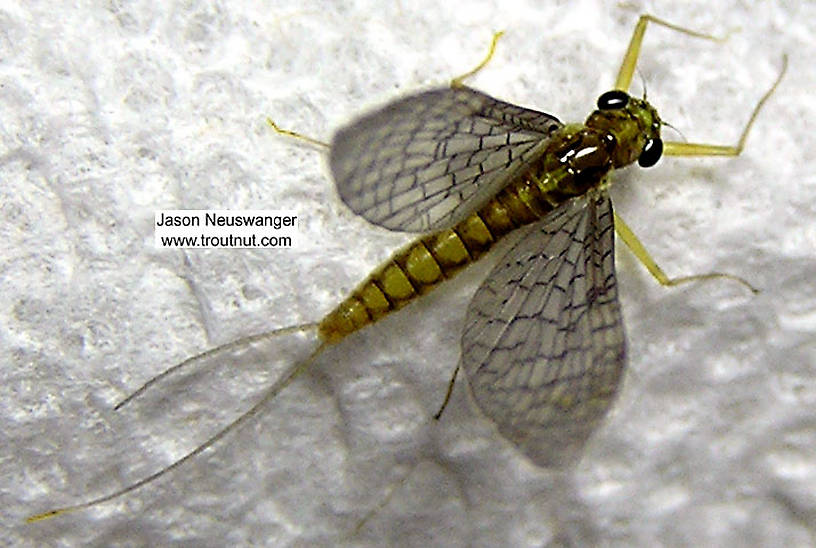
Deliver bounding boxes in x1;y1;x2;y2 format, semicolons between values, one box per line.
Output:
330;86;562;232
460;192;625;467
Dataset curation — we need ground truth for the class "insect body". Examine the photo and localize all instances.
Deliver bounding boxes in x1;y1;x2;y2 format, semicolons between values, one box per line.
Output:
319;87;663;465
27;14;786;522
320;88;658;343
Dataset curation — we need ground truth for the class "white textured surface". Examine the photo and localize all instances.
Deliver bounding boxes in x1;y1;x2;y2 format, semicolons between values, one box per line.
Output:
4;1;815;546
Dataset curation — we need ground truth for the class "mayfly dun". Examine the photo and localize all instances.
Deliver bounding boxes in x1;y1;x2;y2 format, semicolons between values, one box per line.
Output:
28;14;786;522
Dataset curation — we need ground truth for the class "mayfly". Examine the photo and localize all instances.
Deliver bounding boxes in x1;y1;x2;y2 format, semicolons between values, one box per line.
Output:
28;14;786;522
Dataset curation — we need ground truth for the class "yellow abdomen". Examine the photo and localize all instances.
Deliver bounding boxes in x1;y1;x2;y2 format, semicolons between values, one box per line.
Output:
318;168;568;343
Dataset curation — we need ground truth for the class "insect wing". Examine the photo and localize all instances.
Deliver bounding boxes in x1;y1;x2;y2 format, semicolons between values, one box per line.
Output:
460;192;625;467
330;86;562;232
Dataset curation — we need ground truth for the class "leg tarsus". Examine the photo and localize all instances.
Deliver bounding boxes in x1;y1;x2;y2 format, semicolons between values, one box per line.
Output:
450;31;504;88
433;362;460;420
267;118;329;148
663;54;788;157
616;14;724;92
614;212;758;294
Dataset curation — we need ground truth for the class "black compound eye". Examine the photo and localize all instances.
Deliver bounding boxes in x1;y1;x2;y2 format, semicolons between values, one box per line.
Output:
638;138;663;167
597;90;629;110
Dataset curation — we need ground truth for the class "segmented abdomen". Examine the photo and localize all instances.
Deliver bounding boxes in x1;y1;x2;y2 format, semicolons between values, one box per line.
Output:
318;168;573;343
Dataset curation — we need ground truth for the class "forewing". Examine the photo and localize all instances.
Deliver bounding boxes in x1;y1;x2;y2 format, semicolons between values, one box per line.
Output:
460;192;625;467
330;86;562;232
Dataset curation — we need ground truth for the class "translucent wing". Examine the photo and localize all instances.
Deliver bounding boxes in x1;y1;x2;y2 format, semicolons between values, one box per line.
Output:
460;191;625;467
329;86;562;232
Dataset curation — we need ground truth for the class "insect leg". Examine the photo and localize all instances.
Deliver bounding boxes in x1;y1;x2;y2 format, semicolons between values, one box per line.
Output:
613;212;757;293
432;362;461;420
266;118;328;148
663;55;788;156
615;14;723;92
450;31;504;88
269;30;506;143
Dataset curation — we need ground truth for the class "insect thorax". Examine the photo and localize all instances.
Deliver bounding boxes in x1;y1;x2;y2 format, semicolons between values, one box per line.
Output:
526;123;618;201
524;95;662;204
